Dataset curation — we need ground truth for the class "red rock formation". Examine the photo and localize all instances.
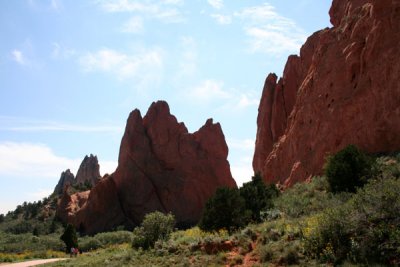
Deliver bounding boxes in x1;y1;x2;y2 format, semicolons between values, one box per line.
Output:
53;169;75;195
57;101;236;233
73;176;126;234
254;0;400;186
75;154;101;186
113;101;236;227
53;155;101;196
56;188;89;223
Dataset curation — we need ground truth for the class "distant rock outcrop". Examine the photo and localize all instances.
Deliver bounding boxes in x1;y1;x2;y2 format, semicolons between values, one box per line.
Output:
53;169;75;196
57;101;236;234
254;0;400;186
54;155;102;196
75;154;101;186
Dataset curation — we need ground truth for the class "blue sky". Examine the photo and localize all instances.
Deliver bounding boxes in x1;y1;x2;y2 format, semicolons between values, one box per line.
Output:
0;0;332;214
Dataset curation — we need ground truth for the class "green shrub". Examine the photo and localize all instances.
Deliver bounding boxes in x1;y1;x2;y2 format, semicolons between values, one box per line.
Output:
80;237;102;252
274;176;349;218
131;211;175;250
325;145;374;193
94;231;133;246
5;221;33;234
199;187;249;233
239;173;279;222
304;177;400;265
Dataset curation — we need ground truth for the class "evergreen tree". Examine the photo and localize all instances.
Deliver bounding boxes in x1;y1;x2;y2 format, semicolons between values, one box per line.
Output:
240;173;280;222
60;224;78;253
199;187;248;233
325;145;374;193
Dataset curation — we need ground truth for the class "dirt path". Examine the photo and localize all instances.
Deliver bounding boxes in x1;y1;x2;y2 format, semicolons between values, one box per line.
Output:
0;258;67;267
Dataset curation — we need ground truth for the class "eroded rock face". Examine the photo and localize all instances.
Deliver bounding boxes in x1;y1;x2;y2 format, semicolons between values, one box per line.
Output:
254;0;400;186
53;169;75;195
113;101;236;227
56;189;90;224
73;176;126;234
53;155;101;196
75;154;101;187
57;101;236;233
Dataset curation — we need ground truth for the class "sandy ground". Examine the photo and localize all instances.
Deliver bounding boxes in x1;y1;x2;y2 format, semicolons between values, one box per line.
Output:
0;258;67;267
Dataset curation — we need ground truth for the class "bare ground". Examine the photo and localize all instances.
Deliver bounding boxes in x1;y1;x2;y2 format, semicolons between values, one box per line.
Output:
0;258;67;267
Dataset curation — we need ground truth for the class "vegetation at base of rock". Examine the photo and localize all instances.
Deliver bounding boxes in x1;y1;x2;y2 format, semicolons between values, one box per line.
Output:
199;187;249;233
324;144;375;193
239;173;280;222
1;151;399;266
199;176;279;233
304;177;400;265
131;211;175;250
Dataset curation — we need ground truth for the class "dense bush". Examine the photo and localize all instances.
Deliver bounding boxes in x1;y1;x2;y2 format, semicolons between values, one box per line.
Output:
5;221;33;234
199;187;249;233
79;231;133;252
132;211;175;250
0;232;64;253
304;177;400;265
324;144;374;193
239;173;280;222
274;176;350;218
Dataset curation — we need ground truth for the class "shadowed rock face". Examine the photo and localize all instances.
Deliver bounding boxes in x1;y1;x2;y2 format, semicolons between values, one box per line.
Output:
113;101;236;227
53;169;75;195
75;154;101;186
57;101;236;234
254;0;400;186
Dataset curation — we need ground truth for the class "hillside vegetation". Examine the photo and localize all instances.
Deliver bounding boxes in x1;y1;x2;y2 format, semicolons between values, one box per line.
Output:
1;147;399;266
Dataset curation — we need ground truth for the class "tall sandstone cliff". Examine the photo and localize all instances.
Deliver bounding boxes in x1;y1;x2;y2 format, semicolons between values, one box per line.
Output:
57;101;236;234
254;0;400;186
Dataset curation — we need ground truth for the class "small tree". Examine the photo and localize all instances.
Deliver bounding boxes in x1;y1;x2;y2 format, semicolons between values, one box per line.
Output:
199;187;248;233
132;211;175;249
324;144;374;193
60;224;78;253
240;173;280;222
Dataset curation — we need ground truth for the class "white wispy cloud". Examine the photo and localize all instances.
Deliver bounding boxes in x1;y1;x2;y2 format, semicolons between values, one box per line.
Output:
227;138;254;151
29;189;54;199
210;14;231;25
79;47;164;88
11;49;27;65
190;80;231;101
121;16;144;33
230;155;254;186
0;116;122;133
50;0;62;10
176;36;198;78
0;142;118;179
237;93;259;109
186;80;259;110
51;42;75;60
208;0;223;9
235;3;306;55
0;142;80;178
99;0;184;23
